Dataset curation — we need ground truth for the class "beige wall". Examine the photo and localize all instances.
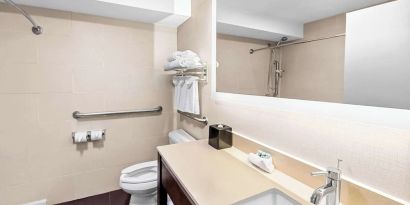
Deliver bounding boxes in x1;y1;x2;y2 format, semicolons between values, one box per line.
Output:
0;4;176;204
280;14;345;103
216;34;270;96
179;0;410;203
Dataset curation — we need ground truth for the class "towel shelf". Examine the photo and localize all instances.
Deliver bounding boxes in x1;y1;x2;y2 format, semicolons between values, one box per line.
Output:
174;63;208;82
73;106;162;119
178;110;208;125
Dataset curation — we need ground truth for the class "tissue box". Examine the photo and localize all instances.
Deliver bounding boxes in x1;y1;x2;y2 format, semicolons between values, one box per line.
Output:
209;124;232;150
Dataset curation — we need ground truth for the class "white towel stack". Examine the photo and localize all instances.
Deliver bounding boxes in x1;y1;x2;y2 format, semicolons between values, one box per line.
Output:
173;76;200;115
165;50;202;71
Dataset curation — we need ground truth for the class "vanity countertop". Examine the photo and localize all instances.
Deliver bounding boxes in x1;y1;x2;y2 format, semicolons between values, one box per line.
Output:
157;139;318;205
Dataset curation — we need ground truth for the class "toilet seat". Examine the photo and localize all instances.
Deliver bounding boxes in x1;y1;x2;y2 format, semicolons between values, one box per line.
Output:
120;161;158;194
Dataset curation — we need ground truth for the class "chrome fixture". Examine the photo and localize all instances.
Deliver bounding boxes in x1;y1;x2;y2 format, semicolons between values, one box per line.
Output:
310;159;342;205
249;34;345;54
263;37;287;97
72;130;106;144
178;110;208;125
174;63;208;83
4;0;43;35
72;106;162;119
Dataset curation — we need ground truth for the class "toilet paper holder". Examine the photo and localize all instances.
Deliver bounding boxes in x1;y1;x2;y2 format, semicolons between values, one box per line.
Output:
72;129;106;144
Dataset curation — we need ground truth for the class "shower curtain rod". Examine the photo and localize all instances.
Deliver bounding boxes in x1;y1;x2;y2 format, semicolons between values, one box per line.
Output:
3;0;42;35
250;33;346;54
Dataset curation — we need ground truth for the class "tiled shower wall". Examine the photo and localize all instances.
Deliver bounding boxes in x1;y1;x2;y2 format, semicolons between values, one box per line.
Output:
0;4;176;204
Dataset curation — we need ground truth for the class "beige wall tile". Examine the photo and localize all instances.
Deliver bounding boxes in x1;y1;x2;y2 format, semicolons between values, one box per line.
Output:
38;34;74;65
0;64;72;93
72;65;107;93
0;94;37;126
280;15;345;102
2;179;50;205
73;166;123;200
0;3;32;32
0;64;40;93
36;93;74;122
0;31;39;64
47;175;76;204
0;4;176;204
216;34;270;96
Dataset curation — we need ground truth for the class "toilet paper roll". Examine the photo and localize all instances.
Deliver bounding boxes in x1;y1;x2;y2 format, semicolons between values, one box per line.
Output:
90;130;104;141
73;131;88;143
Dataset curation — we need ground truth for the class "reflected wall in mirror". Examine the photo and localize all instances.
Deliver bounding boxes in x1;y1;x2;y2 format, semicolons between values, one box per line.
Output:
216;0;410;110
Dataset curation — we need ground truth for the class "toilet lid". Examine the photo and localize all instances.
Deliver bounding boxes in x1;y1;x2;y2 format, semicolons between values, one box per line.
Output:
121;162;158;184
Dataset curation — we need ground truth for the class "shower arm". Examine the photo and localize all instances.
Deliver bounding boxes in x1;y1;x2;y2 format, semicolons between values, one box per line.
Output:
4;0;42;34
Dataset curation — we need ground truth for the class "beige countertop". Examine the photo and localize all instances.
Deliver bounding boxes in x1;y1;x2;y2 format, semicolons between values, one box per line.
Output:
157;140;320;205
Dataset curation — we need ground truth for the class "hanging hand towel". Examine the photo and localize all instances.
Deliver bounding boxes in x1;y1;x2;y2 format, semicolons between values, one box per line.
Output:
173;76;185;111
180;76;200;115
172;76;200;115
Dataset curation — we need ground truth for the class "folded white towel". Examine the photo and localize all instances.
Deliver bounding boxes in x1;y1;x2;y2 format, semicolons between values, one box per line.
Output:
165;50;203;71
248;152;275;173
168;50;199;62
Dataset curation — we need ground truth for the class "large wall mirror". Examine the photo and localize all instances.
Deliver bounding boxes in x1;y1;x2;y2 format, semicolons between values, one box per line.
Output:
216;0;410;110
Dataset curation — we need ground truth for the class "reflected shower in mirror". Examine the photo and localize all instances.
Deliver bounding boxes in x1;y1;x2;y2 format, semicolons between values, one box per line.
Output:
216;0;410;110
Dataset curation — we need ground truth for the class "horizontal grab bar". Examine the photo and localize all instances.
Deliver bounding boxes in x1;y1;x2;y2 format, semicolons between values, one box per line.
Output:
73;106;162;119
177;110;208;125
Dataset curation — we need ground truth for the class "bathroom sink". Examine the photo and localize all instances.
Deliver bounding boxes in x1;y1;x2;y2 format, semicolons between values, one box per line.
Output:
233;188;302;205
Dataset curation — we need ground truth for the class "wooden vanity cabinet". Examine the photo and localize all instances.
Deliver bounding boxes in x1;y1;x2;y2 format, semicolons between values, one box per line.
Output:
158;153;196;205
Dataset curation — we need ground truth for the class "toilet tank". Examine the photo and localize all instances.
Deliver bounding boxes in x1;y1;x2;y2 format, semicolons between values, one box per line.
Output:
168;129;196;144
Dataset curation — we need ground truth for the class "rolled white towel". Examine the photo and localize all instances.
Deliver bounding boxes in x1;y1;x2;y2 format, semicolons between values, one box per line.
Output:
168;50;199;62
164;57;203;71
165;59;184;70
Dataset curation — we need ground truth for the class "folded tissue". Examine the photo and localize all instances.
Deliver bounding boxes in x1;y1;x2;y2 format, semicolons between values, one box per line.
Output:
248;150;275;173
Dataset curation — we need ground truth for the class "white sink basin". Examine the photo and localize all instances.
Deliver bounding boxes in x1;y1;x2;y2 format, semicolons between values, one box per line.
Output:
233;188;302;205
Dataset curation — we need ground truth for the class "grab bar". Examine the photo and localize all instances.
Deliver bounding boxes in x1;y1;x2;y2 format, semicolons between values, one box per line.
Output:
178;110;208;125
73;106;162;119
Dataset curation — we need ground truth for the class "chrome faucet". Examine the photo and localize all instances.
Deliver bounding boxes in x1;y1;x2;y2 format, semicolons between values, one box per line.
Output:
310;160;342;205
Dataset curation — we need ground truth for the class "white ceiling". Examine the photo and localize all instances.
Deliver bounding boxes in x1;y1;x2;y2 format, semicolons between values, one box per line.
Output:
218;0;392;24
1;0;191;27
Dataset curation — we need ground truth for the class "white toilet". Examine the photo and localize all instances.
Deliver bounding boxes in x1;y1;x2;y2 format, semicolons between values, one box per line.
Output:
119;129;195;205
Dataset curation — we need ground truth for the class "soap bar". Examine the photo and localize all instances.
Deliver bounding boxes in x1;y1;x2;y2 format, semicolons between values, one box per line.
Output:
209;124;232;150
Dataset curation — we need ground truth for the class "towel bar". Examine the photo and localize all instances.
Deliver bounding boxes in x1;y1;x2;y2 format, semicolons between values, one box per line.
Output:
73;106;162;119
174;63;208;82
178;110;208;125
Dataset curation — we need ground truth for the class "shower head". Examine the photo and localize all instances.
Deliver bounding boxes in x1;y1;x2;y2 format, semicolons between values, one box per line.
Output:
4;0;43;35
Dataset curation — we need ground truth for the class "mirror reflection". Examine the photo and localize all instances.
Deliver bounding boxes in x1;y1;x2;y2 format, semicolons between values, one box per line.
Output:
216;0;410;110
